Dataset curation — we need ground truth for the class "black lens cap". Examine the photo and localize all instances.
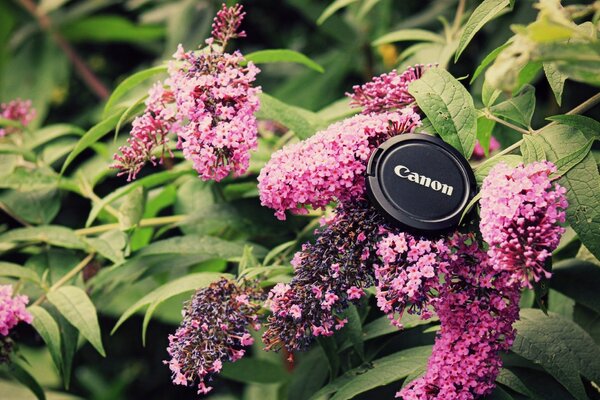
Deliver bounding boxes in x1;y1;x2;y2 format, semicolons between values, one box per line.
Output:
366;133;476;234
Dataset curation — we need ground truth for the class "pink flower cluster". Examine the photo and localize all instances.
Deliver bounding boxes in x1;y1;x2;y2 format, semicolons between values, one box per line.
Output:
258;109;421;220
167;44;261;181
113;4;260;181
375;232;449;327
479;161;567;288
0;285;32;336
165;278;264;395
0;99;36;137
399;234;521;400
347;65;430;114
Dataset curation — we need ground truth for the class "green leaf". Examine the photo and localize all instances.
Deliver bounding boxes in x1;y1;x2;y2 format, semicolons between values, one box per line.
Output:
287;348;329;400
0;187;61;225
28;305;63;377
26;124;85;149
512;309;600;400
47;285;105;357
103;65;167;118
520;135;546;163
340;305;364;359
7;361;46;400
221;358;289;384
546;115;600;140
263;240;296;266
470;42;510;83
543;63;567;106
372;29;445;46
310;346;432;400
552;259;600;315
501;367;576;400
317;336;340;378
245;49;324;73
118;186;146;230
84;230;126;265
455;0;511;61
476;116;495;157
408;68;477;158
362;314;438;342
114;96;147;138
256;93;322;140
0;261;40;282
86;167;192;227
490;84;536;128
535;125;600;260
0;167;58;191
61;15;165;44
554;139;594;177
0;226;86;251
495;368;537;399
112;272;230;335
61;112;121;174
317;0;358;25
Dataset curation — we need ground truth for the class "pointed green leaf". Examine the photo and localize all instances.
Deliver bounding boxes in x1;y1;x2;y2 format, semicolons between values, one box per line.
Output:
543;63;567;106
7;361;46;400
112;272;232;335
372;29;445;46
256;93;322;140
317;0;358;25
310;346;432;400
512;309;600;400
47;285;105;357
546;114;600;140
103;65;167;118
520;135;546;163
553;139;593;177
490;84;536;128
471;42;512;83
408;68;477;158
221;358;289;384
60;112;121;174
26;124;85;150
28;305;63;376
0;226;86;250
455;0;510;61
245;49;324;73
0;262;40;282
118;186;146;230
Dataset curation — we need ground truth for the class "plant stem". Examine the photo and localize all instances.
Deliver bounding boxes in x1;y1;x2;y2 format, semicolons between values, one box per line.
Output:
75;215;187;236
15;0;109;100
32;253;95;306
452;0;466;35
484;109;531;135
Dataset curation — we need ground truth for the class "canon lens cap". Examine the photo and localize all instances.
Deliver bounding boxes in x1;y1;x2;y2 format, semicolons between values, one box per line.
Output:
366;133;476;234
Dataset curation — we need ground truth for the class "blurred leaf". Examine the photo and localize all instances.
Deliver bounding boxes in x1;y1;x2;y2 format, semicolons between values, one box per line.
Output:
476;116;495;158
310;346;432;400
221;358;289;384
112;271;231;335
118;186;145;230
61;15;165;44
317;336;340;378
263;240;296;266
287;348;329;400
409;68;477;158
372;29;444;46
245;49;324;73
0;168;58;191
455;0;510;61
0;188;61;225
502;367;576;400
490;84;536;128
29;305;63;378
86;167;192;227
0;261;40;282
339;305;364;359
552;259;600;315
514;62;542;94
495;368;537;399
48;285;105;357
6;361;46;400
26;124;85;150
471;42;511;83
61;112;121;174
0;226;86;251
257;93;322;139
103;65;167;118
512;309;600;400
543;63;567;106
84;230;126;265
317;0;358;25
114;96;147;138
